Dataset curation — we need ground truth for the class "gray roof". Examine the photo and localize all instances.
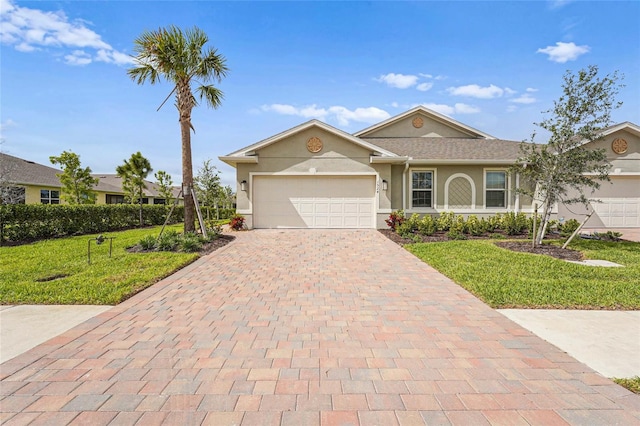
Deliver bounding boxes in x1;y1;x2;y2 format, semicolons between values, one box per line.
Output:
363;137;532;161
1;153;180;197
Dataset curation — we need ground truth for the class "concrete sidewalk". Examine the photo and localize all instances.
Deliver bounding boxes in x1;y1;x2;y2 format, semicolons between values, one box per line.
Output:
0;305;111;364
499;309;640;378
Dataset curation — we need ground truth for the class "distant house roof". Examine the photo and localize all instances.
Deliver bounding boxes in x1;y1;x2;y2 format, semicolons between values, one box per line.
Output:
363;137;530;163
1;153;180;197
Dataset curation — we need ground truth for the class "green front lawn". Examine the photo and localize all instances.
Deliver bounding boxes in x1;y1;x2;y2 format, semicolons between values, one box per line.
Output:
0;225;199;305
406;239;640;309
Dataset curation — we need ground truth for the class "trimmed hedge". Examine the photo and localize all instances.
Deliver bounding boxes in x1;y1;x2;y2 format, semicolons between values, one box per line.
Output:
0;204;184;244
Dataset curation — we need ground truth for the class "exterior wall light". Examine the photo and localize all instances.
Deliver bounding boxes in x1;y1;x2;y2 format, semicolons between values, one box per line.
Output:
382;179;388;191
241;180;247;191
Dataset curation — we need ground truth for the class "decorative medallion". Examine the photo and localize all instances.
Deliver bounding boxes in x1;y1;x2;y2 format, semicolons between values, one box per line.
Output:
412;116;424;128
307;136;323;153
611;138;628;155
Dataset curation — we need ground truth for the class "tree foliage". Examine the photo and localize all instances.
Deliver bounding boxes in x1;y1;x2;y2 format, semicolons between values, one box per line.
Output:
49;150;98;204
116;152;152;226
195;159;222;208
128;25;228;233
154;170;174;206
512;65;623;245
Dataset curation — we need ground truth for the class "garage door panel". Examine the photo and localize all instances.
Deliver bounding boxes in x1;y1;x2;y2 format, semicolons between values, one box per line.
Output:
253;176;375;229
591;197;640;227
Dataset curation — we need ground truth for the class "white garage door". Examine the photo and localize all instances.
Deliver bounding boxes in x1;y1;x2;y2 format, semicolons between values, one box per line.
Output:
253;175;375;229
591;198;640;227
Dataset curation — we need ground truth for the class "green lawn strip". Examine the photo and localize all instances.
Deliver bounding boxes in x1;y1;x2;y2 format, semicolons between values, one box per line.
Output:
0;225;198;305
613;377;640;394
406;239;640;309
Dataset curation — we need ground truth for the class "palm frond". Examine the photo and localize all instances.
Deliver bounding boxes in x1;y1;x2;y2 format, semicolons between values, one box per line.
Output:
196;85;224;109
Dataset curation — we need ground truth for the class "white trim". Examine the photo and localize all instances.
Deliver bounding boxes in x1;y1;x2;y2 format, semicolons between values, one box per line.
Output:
515;172;520;212
408;167;437;210
483;168;509;210
370;156;409;164
406;159;515;165
223;120;399;160
236;209;252;215
406;208;540;215
584;172;640;176
444;173;476;210
219;156;259;166
354;106;496;139
378;209;393;214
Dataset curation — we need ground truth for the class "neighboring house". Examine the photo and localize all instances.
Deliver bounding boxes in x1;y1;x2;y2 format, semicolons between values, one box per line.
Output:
558;122;640;228
220;106;639;230
0;153;182;205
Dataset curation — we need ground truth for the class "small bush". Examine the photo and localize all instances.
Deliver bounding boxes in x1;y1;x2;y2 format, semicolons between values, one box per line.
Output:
229;214;246;231
594;231;622;241
436;212;455;232
465;215;486;236
559;218;580;237
180;232;203;253
157;230;179;251
486;214;502;233
446;229;468;240
385;210;405;231
417;215;437;236
139;235;157;251
501;212;528;235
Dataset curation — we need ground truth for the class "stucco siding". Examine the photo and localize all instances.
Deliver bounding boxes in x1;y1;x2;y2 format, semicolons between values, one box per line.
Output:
362;113;474;138
583;130;640;172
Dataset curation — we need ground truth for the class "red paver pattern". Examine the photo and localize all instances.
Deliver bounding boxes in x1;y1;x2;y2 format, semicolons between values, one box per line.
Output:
1;229;638;425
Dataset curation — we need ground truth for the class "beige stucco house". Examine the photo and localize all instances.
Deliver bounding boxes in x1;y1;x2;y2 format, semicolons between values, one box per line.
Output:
221;106;639;230
0;153;181;205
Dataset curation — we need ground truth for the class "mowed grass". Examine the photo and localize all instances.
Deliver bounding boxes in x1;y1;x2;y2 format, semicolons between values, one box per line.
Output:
0;225;198;305
406;239;640;309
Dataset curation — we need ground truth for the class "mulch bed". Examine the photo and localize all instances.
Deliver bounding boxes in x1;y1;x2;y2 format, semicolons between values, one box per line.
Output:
127;234;235;255
379;229;581;261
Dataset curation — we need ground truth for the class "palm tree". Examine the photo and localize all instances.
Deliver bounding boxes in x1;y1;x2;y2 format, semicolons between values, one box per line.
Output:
116;152;152;226
128;26;228;233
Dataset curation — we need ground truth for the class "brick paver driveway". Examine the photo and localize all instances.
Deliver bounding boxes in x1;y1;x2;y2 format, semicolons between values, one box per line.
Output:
2;230;639;425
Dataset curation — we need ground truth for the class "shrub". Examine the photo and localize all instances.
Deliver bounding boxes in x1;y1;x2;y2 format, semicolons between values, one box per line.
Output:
446;229;468;240
594;231;622;241
466;215;487;236
139;235;157;251
180;232;203;253
157;230;179;251
417;215;437;236
436;212;455;232
501;212;528;235
385;210;405;231
449;215;467;235
486;214;502;233
229;214;246;231
559;218;580;237
0;204;184;245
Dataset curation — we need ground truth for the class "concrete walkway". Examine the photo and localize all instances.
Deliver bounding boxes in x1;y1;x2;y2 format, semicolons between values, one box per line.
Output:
1;230;639;425
0;305;111;364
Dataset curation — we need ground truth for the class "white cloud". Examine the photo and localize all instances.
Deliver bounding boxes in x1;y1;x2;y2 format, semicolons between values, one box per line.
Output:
526;87;538;92
416;82;433;92
420;103;480;116
537;41;590;63
375;73;419;89
0;0;133;66
504;87;517;96
390;102;400;108
261;104;389;126
64;49;91;66
447;84;505;99
549;0;573;10
0;118;17;138
510;94;537;104
506;105;518;112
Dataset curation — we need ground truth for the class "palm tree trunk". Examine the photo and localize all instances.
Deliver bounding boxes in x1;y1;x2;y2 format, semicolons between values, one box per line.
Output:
181;117;195;233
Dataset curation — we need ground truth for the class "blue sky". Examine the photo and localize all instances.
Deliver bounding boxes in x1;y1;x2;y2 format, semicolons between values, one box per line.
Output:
2;0;639;188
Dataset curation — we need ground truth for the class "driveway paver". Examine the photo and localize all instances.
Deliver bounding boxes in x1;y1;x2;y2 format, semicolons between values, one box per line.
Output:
1;229;639;425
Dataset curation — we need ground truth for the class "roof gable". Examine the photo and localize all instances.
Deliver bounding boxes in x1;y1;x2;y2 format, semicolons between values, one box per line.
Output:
354;106;495;139
221;120;400;166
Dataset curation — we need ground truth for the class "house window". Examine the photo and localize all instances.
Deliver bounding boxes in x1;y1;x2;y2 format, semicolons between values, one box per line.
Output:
412;171;433;208
40;189;60;204
485;171;506;208
106;194;125;204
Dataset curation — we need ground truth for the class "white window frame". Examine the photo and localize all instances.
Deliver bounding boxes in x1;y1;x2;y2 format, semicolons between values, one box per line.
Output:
409;169;436;210
483;169;509;210
40;189;60;204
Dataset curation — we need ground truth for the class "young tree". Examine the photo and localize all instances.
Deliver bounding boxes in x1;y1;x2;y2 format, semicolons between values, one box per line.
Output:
49;150;99;204
512;65;623;245
116;152;152;226
128;26;228;233
154;170;174;206
195;159;222;216
221;185;235;209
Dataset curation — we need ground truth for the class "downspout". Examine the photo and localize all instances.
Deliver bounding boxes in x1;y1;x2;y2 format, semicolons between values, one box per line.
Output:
402;160;410;211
